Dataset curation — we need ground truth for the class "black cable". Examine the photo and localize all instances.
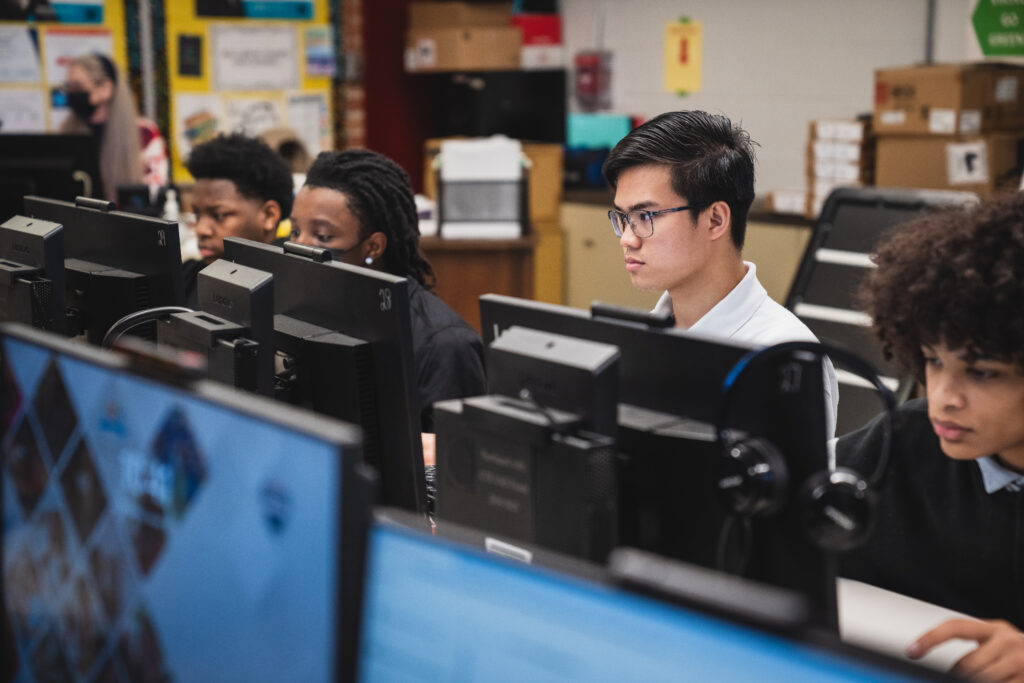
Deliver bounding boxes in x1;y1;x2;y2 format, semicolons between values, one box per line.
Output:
102;306;193;348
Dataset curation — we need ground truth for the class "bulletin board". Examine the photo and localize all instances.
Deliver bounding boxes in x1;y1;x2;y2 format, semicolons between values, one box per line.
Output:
165;0;335;182
0;1;128;134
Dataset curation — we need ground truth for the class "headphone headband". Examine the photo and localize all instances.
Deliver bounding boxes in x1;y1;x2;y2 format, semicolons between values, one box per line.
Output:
716;340;895;486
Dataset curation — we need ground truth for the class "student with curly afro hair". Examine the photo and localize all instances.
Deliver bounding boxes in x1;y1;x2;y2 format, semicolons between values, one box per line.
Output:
839;191;1024;678
288;149;485;436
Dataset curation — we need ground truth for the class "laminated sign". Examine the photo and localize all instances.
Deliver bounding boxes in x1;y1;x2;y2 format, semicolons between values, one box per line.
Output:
664;20;702;95
946;141;989;185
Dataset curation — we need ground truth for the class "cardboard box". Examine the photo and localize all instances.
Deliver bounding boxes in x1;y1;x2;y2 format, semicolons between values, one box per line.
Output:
406;26;521;72
424;138;563;223
811;139;866;162
875;133;1024;198
764;189;808;216
809;119;867;142
874;63;1024;136
513;14;561;44
409;2;512;29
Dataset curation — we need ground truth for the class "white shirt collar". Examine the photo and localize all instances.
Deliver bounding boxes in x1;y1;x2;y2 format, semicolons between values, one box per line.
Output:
977;456;1024;494
653;262;765;338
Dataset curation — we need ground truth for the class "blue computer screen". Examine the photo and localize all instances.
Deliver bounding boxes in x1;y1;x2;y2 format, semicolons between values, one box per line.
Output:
1;335;342;682
359;524;914;682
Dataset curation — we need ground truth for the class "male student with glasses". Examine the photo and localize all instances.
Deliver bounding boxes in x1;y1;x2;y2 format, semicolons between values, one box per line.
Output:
603;110;838;435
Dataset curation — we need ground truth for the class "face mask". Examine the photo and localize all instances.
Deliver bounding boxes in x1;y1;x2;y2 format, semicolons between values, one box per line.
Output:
65;90;96;121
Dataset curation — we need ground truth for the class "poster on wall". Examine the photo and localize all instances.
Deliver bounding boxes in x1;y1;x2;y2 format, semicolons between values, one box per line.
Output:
286;92;329;155
0;26;42;84
196;0;312;20
224;95;284;137
304;26;334;77
175;93;222;159
211;26;299;91
43;27;113;85
0;90;47;133
664;20;702;95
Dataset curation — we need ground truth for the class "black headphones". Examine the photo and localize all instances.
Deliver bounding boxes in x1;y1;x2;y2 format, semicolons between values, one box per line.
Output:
714;341;895;553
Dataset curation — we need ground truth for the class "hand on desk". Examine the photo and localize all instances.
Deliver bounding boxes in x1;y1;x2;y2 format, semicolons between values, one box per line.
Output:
422;433;436;468
909;618;1024;681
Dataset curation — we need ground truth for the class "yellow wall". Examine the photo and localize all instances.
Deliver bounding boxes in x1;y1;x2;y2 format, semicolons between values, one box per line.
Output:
0;1;128;131
164;0;333;180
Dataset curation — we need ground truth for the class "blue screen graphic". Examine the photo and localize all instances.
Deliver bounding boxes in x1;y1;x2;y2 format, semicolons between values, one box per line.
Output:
359;525;912;682
1;336;342;682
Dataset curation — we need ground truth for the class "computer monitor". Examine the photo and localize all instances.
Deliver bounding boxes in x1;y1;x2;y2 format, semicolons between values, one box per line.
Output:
156;259;275;396
116;185;171;218
23;196;184;345
486;325;620;436
0;135;102;224
357;511;942;682
478;294;835;626
0;215;66;334
222;237;425;513
0;322;375;682
434;326;621;561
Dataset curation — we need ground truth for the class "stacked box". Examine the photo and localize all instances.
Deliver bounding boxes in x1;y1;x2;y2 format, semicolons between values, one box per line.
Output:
513;14;563;70
405;2;521;72
805;118;874;219
873;63;1024;199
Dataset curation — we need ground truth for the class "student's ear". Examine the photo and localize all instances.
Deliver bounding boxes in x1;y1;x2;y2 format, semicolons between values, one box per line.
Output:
362;231;388;264
706;201;732;242
258;200;282;242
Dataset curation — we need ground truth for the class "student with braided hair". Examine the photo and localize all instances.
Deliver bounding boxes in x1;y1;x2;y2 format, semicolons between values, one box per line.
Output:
289;149;486;435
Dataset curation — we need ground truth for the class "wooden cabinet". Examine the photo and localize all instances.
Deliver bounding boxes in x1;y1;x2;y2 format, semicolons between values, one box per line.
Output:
420;235;537;333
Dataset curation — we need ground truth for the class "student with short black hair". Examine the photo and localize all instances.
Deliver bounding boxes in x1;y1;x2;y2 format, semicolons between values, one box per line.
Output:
603;110;838;433
840;192;1024;678
182;133;293;306
289;149;486;434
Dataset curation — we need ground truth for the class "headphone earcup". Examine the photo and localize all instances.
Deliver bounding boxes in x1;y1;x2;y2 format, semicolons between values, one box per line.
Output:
715;437;789;517
799;467;877;552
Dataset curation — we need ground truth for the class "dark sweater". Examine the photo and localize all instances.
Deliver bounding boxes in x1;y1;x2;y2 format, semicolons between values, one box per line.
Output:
838;399;1024;629
182;258;204;310
407;279;486;432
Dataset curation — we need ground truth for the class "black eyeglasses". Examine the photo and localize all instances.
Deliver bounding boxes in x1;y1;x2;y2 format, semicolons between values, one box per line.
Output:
608;204;707;239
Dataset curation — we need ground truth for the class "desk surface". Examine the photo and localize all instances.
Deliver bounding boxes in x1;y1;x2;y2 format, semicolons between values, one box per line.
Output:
838;578;975;672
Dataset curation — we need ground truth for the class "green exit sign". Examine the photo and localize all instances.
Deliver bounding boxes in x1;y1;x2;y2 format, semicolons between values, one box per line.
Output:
973;0;1024;57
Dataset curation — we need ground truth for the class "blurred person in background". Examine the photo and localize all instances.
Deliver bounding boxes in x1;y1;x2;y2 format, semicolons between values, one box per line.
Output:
60;53;168;201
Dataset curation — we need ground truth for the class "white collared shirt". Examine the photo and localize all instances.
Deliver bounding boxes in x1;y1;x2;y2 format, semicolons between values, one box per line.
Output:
654;261;839;438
